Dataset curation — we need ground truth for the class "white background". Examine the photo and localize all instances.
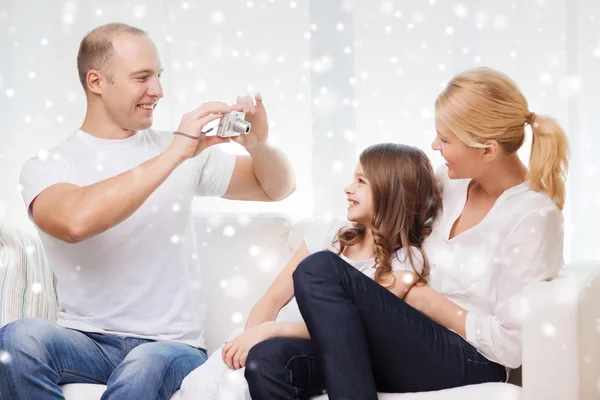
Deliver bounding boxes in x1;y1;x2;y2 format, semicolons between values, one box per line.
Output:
1;0;599;263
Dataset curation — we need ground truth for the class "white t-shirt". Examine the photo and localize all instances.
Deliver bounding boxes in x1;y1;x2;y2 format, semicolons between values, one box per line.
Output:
19;129;236;349
304;219;424;279
276;219;424;323
422;165;564;368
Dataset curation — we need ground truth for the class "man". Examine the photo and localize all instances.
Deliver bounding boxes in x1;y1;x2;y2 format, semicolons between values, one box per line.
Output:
0;23;295;399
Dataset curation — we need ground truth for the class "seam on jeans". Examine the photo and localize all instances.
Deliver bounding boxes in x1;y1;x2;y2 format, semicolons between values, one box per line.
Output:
284;354;321;369
2;366;19;400
158;354;206;398
61;370;108;385
466;358;491;365
285;354;321;400
27;329;111;385
81;331;123;370
289;368;299;400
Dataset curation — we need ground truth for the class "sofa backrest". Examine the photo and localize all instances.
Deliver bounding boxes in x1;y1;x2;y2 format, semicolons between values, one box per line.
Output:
193;213;298;352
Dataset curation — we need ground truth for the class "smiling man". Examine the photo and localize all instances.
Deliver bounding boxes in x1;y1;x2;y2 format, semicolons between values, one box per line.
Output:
0;23;295;399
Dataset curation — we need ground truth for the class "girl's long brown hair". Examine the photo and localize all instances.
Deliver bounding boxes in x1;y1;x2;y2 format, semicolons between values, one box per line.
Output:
335;143;442;287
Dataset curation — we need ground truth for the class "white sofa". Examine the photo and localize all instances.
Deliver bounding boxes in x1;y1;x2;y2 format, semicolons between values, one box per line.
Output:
3;213;599;399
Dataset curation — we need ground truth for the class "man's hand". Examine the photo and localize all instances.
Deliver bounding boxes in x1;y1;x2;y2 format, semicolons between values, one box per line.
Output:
230;94;269;150
167;101;243;162
221;322;275;370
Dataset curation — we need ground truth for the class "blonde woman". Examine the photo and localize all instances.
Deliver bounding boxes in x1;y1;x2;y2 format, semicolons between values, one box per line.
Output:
245;67;568;399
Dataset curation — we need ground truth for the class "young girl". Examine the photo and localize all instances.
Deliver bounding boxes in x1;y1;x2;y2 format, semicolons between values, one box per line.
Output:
179;142;442;399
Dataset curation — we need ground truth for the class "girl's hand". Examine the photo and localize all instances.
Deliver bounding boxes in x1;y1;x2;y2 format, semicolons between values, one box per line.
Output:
221;322;276;369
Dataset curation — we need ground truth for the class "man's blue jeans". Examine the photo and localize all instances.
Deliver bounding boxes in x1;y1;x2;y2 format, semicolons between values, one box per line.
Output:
0;318;207;400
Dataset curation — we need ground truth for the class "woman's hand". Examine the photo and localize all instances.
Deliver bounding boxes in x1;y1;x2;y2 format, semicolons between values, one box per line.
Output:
222;322;276;370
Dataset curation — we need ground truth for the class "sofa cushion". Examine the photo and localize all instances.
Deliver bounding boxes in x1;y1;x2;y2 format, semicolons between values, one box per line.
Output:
61;384;181;399
0;224;57;327
61;382;520;400
312;382;521;399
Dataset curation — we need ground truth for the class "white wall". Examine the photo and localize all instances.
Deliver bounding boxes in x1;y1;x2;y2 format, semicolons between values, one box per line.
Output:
1;0;599;263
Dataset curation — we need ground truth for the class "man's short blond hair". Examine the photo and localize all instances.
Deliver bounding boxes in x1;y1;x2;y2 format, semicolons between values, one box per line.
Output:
77;23;146;91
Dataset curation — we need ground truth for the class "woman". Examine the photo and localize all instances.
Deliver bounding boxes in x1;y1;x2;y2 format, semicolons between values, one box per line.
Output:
244;66;569;399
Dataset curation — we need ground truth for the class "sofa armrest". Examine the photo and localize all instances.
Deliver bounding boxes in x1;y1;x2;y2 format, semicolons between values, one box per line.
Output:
522;261;600;400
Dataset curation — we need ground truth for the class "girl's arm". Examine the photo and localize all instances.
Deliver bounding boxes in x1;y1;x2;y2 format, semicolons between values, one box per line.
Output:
244;241;310;330
222;242;311;369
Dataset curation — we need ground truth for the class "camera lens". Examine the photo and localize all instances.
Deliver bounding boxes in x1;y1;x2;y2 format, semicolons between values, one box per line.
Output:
232;119;251;134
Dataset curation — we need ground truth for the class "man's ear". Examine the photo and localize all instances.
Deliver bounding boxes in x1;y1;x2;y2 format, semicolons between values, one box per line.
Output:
87;70;103;95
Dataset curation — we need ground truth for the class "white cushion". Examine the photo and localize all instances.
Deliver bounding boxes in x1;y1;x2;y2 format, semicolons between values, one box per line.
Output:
312;383;521;399
61;384;180;399
61;382;520;400
521;262;600;400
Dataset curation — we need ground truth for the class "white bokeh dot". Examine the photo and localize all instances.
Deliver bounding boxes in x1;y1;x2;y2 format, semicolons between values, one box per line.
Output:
32;282;43;293
133;4;146;18
249;245;260;256
0;351;12;364
541;323;556;337
231;312;244;324
212;11;224;24
223;226;236;237
454;4;468;18
539;71;553;85
258;257;275;272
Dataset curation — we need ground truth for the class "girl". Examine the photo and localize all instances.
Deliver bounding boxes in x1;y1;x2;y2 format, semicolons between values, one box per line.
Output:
245;66;568;399
179;142;443;399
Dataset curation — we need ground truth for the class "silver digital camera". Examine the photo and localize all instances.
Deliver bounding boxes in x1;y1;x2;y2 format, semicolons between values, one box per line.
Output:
216;111;251;138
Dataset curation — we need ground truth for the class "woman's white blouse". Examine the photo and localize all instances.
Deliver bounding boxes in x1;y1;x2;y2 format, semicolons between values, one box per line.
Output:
422;166;564;368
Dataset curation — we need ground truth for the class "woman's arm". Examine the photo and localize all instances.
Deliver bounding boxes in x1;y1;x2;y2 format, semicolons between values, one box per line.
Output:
244;241;310;330
385;271;420;299
404;283;468;338
405;207;563;368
